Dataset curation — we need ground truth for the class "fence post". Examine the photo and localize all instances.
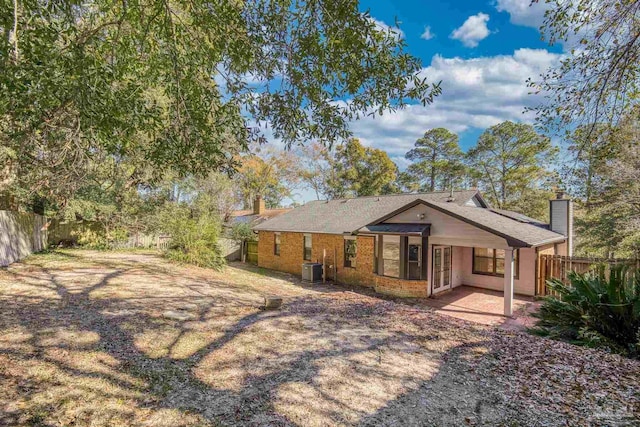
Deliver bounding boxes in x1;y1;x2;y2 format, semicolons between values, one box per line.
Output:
547;256;551;294
536;254;541;295
539;254;548;295
538;255;544;295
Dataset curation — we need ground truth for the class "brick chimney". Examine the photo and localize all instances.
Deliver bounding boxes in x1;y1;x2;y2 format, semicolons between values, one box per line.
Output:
549;191;573;256
253;195;266;215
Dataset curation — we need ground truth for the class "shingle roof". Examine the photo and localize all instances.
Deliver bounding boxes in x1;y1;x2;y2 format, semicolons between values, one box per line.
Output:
253;190;566;247
230;208;292;218
228;208;292;227
253;190;480;235
489;208;549;229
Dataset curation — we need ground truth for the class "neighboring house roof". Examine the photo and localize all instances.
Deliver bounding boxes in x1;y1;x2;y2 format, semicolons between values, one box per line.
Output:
253;190;566;248
228;208;293;227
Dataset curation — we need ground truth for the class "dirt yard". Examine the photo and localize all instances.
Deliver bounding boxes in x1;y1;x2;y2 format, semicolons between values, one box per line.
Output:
0;251;638;426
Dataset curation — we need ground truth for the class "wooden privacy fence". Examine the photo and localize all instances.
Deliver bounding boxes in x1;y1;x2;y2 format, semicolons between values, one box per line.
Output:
537;254;640;295
0;210;48;267
246;241;258;264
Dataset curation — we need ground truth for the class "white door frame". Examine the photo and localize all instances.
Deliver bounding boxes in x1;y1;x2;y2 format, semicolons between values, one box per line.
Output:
432;245;452;294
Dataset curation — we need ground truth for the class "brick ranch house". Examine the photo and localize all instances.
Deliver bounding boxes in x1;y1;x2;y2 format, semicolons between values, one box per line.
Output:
253;190;573;315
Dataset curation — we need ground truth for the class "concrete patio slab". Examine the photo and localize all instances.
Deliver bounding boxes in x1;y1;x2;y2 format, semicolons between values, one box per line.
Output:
422;286;536;327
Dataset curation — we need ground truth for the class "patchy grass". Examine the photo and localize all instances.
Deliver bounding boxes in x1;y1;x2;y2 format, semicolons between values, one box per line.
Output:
0;250;638;426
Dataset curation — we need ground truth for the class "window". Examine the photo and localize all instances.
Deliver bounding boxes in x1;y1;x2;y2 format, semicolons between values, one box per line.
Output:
407;236;422;280
373;236;378;273
344;238;357;268
381;235;401;278
303;234;312;261
472;248;519;278
274;233;281;256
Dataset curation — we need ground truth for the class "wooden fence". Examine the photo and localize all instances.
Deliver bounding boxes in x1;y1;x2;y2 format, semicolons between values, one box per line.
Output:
48;219;102;246
537;254;640;295
111;234;171;250
246;241;258;264
0;210;48;267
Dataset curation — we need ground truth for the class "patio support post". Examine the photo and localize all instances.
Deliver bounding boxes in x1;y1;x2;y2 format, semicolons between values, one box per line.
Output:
504;248;514;316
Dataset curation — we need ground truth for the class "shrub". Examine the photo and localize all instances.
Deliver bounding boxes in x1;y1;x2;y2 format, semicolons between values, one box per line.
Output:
72;228;109;250
158;203;225;270
230;222;257;243
531;266;640;357
70;226;129;250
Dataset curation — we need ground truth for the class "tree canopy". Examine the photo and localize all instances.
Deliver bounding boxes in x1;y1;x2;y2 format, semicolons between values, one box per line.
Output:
572;108;640;257
466;121;558;217
295;142;336;201
531;0;640;136
404;128;465;192
328;138;398;198
234;145;299;209
0;0;440;207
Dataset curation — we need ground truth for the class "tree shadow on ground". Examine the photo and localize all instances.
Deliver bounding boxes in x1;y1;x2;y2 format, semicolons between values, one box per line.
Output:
0;252;637;426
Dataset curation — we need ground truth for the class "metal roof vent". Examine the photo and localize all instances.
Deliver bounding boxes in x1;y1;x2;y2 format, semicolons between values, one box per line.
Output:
446;188;455;202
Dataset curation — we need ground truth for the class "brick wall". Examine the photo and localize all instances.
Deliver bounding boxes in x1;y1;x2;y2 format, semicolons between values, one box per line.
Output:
257;231;427;297
257;231;305;275
374;275;428;298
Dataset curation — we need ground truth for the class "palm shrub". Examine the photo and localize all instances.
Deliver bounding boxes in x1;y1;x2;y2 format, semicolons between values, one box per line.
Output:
531;266;640;358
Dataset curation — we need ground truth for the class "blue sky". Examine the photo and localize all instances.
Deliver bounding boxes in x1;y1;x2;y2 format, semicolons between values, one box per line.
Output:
354;0;563;153
290;0;567;203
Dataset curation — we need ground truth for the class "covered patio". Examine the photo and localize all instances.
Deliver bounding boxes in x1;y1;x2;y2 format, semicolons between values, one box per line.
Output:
420;285;537;327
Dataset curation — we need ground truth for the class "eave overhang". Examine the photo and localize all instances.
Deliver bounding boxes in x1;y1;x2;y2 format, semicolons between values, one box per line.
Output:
358;223;431;236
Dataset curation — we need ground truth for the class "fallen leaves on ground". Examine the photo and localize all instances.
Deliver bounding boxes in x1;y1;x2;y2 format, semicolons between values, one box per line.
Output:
0;250;637;426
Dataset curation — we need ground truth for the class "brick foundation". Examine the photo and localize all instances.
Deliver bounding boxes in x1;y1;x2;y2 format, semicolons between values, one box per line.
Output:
257;231;428;298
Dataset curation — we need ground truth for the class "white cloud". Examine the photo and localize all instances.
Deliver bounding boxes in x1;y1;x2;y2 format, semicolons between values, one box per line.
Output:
496;0;584;52
495;0;549;29
370;18;405;40
345;48;563;160
450;13;491;47
255;48;563;181
420;26;435;40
